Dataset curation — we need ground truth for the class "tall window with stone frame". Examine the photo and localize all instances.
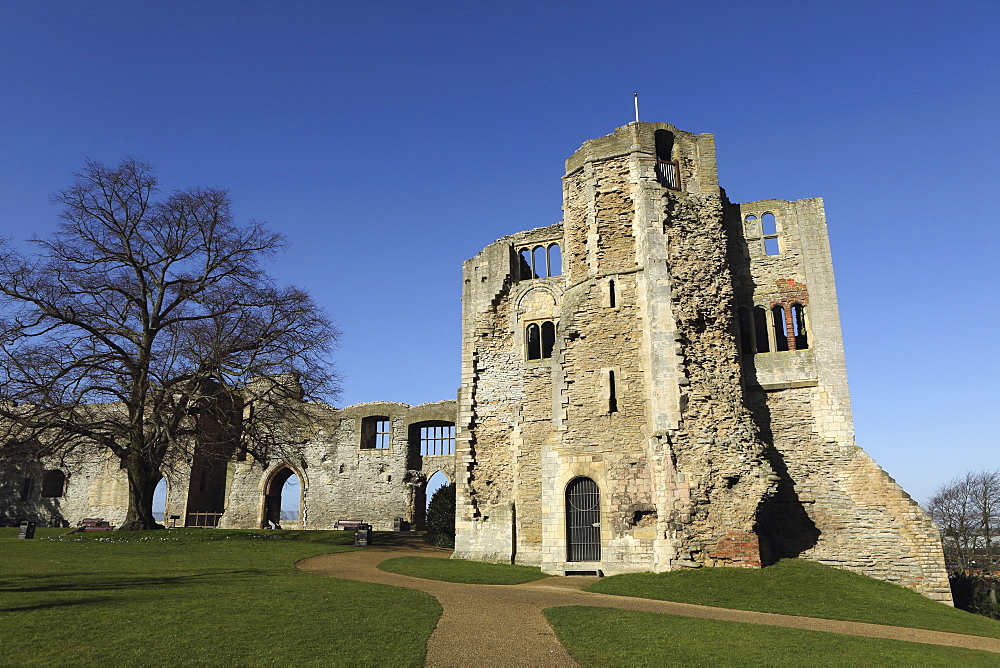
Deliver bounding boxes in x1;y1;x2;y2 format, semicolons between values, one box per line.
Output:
526;321;556;360
411;422;456;456
361;415;391;449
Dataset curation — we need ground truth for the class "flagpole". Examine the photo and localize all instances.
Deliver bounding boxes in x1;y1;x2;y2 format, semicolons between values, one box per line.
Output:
634;92;639;123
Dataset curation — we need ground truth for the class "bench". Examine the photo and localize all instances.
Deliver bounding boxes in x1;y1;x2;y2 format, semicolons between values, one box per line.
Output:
79;517;115;531
335;520;363;531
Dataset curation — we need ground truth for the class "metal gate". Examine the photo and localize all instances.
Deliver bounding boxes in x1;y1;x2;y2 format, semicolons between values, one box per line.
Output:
566;477;601;562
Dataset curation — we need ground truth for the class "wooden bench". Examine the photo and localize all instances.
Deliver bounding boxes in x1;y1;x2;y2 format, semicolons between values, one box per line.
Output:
335;520;363;531
79;517;115;531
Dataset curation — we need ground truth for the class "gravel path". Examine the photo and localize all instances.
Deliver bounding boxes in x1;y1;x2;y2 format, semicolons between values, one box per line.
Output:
296;537;1000;666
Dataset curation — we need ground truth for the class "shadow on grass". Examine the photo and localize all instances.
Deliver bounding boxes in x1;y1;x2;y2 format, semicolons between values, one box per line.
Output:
1;569;268;594
2;597;112;613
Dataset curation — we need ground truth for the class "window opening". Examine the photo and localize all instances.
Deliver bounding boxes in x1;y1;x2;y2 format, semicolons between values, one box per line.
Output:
547;243;562;276
533;246;546;278
361;415;391;449
519;248;536;280
526;323;541;360
762;213;779;255
654;130;680;190
608;279;616;308
20;477;33;501
753;306;770;353
566;477;601;562
744;215;759;237
762;212;777;235
153;478;167;523
738;308;753;354
41;470;65;498
772;305;790;352
608;371;618;413
791;304;809;350
541;321;556;359
418;423;456;456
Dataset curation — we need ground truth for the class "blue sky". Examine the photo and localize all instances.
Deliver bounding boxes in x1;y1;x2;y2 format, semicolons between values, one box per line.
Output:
2;1;997;505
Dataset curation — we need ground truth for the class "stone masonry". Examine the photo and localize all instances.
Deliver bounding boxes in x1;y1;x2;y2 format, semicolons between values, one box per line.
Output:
1;120;951;604
453;121;952;603
2;400;456;532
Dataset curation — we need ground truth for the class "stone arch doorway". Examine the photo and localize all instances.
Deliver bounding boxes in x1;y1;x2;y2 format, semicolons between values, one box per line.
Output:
262;466;302;529
566;477;601;562
416;470;450;530
153;477;167;525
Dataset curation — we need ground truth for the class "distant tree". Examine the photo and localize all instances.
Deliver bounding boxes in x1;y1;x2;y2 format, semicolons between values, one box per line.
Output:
0;159;340;530
426;483;455;547
927;470;1000;617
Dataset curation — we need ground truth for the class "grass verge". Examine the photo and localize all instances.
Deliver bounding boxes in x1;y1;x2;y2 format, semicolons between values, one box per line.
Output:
543;606;999;666
378;556;547;584
586;558;1000;638
1;528;440;666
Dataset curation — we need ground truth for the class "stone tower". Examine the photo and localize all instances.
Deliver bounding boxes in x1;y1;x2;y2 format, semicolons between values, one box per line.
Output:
454;121;951;602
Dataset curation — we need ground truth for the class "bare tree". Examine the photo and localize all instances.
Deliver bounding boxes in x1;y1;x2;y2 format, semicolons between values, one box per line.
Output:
0;159;340;530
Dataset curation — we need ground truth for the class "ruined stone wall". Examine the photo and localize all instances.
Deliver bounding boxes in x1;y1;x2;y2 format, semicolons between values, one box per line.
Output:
729;198;951;602
3;400;456;532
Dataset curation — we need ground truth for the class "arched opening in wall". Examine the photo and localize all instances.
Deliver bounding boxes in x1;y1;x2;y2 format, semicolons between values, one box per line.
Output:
654;130;679;189
772;305;790;352
532;246;546;278
263;466;300;529
153;478;167;523
547;243;562;276
762;213;779;256
415;470;450;530
753;306;770;353
541;321;556;359
737;307;753;354
566;477;601;562
791;304;808;349
608;279;616;308
526;323;541;360
185;446;229;527
518;248;535;280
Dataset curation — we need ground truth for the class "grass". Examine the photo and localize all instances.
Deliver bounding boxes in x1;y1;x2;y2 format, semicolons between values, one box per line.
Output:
1;528;440;666
377;556;548;584
586;558;1000;638
543;606;1000;667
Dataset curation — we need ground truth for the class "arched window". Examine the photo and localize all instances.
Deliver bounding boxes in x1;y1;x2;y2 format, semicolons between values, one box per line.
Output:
517;242;562;279
547;244;562;276
526;323;541;360
41;470;65;498
737;307;753;354
753;306;770;353
541;321;556;359
518;248;535;280
532;246;546;278
566;477;601;562
608;279;616;308
772;305;790;352
791;304;808;350
762;213;779;256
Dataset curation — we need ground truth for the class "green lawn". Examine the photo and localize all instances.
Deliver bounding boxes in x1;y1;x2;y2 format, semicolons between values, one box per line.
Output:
378;556;547;584
586;558;1000;638
544;606;1000;667
0;528;440;666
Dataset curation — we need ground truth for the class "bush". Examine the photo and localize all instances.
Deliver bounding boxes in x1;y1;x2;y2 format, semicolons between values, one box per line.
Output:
426;483;455;548
951;572;1000;619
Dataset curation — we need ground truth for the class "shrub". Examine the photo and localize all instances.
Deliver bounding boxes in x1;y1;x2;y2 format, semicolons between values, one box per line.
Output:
426;483;455;547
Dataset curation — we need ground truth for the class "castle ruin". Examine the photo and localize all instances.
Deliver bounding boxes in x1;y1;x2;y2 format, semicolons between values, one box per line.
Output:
1;121;951;603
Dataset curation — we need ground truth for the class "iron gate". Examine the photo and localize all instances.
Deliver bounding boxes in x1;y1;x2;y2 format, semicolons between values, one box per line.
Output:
566;477;601;561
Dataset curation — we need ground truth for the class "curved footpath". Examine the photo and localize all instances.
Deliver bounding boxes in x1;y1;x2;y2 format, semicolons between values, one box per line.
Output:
297;537;1000;667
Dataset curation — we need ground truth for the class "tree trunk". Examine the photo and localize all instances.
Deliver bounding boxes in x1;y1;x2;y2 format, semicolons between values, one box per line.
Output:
120;456;164;531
